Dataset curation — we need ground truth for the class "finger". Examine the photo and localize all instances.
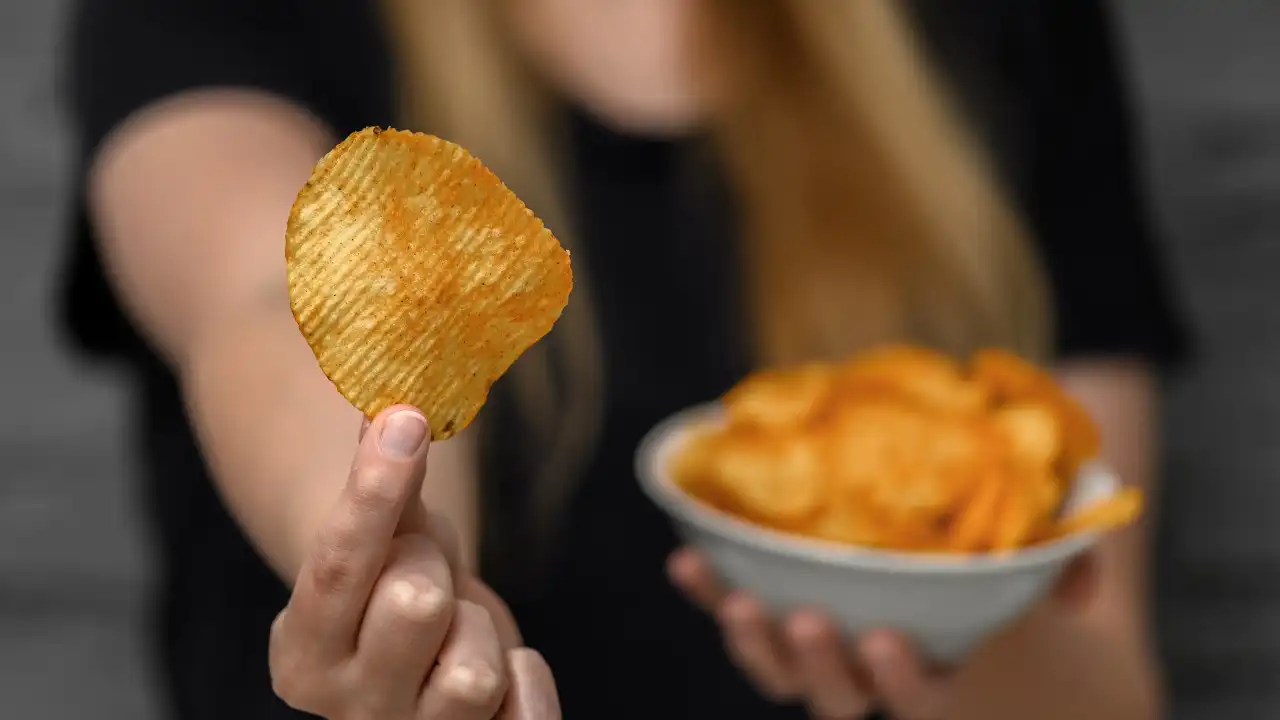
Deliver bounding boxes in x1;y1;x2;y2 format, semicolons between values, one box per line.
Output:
783;610;869;719
417;600;509;720
350;535;456;714
859;631;951;720
1051;553;1098;611
397;503;461;562
290;406;431;655
497;648;561;720
423;509;464;574
269;609;334;714
358;415;371;441
666;547;726;613
460;576;523;649
717;593;800;701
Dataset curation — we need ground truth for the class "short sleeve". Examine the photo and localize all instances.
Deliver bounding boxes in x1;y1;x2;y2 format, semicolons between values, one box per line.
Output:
58;0;394;357
1000;0;1193;368
65;0;393;166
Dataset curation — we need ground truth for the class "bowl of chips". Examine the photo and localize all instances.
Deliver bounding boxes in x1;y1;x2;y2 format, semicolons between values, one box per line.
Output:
636;346;1142;662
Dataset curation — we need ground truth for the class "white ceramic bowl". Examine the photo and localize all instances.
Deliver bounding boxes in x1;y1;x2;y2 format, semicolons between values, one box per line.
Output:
636;403;1120;663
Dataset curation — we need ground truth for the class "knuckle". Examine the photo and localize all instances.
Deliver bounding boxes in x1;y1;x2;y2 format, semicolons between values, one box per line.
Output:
307;541;358;597
382;577;453;624
269;610;289;643
269;662;322;711
437;660;506;708
348;465;404;514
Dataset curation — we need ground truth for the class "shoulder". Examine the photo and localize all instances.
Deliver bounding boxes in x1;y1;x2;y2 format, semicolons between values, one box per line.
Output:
60;0;397;359
910;0;1192;368
64;0;396;161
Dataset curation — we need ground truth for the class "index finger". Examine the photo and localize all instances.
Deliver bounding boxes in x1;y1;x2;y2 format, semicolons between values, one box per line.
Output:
289;405;431;654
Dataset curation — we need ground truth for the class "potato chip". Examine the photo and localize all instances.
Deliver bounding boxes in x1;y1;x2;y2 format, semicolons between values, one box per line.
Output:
838;345;988;417
947;467;1005;552
991;405;1061;469
711;422;829;525
724;363;836;429
667;344;1139;555
669;428;745;516
971;349;1100;475
990;478;1049;552
286;127;572;439
1040;486;1144;541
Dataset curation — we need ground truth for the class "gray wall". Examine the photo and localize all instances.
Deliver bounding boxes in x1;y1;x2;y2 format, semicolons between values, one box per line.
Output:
0;0;1275;717
0;1;160;717
1122;1;1280;716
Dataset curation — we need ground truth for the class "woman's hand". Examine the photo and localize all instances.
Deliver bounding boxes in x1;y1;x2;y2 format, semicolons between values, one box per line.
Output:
268;405;561;720
669;547;1096;720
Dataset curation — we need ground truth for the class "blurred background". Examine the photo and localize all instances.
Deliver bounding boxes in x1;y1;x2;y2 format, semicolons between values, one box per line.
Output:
0;0;1275;717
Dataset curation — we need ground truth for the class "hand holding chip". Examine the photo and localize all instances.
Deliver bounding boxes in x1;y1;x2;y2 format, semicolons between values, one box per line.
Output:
268;406;561;720
669;546;1097;719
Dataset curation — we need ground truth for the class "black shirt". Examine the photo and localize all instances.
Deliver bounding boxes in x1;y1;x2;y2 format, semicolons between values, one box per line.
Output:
61;1;1188;718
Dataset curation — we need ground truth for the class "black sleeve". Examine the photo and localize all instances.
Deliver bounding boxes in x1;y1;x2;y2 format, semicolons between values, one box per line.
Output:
58;0;394;357
1002;0;1192;368
65;0;393;167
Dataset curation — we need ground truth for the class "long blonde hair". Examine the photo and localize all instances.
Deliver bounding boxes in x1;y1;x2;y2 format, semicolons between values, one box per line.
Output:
381;0;1050;577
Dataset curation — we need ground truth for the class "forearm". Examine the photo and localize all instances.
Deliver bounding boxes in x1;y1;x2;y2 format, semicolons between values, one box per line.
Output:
950;359;1164;719
180;306;481;581
949;603;1161;720
89;92;481;582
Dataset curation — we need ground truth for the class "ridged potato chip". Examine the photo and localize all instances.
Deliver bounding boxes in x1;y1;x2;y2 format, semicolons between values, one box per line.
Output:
669;345;1135;555
286;127;572;439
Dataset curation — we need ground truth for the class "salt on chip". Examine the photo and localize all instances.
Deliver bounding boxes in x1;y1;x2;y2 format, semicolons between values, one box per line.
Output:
286;127;572;439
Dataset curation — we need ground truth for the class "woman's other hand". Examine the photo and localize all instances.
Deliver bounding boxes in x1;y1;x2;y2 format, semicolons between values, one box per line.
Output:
669;547;1097;719
268;405;561;720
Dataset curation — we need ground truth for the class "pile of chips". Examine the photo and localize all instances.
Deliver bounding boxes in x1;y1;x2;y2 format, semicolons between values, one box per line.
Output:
286;127;572;439
670;346;1142;553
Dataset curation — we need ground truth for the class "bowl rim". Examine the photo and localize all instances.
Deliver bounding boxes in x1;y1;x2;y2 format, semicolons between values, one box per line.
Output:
635;402;1105;576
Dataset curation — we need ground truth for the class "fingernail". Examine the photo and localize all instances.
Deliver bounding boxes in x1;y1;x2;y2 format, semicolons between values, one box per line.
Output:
380;411;427;458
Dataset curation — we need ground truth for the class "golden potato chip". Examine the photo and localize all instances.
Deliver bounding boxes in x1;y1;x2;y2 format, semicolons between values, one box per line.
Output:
286;127;571;439
669;428;745;516
991;404;1061;469
710;428;827;527
1040;486;1144;541
723;363;836;429
990;479;1047;552
945;472;994;551
827;406;982;513
667;344;1139;555
971;349;1100;475
838;345;988;417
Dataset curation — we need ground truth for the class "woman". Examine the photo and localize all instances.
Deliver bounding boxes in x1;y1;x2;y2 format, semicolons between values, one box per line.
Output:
62;0;1186;718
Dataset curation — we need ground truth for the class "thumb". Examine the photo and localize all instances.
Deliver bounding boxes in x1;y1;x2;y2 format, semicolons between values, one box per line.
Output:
363;405;432;531
462;576;524;649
